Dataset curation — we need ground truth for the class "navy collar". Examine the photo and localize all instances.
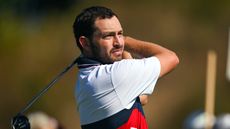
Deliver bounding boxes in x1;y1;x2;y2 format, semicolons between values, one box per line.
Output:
76;56;101;69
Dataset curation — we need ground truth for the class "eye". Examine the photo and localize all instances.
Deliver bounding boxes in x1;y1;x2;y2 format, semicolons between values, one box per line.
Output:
117;30;123;36
102;34;113;39
118;31;123;35
118;32;123;38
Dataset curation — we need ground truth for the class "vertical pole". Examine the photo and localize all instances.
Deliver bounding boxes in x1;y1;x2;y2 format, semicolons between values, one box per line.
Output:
226;27;230;81
205;50;217;129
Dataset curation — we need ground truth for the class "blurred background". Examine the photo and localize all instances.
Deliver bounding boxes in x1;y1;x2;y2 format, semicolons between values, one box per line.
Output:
1;0;230;128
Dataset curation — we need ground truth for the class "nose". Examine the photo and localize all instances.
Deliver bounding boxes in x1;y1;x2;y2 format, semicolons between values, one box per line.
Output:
113;35;122;47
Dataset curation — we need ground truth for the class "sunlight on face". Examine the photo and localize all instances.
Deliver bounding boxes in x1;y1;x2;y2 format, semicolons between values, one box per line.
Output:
90;16;124;64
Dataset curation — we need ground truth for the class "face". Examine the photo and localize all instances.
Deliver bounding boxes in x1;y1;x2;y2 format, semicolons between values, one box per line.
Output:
89;16;124;64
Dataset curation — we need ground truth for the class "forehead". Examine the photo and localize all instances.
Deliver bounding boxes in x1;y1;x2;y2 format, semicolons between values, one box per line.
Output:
94;16;122;33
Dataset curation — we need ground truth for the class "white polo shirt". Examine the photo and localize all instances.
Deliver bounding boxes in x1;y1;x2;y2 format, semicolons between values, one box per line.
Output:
75;56;161;125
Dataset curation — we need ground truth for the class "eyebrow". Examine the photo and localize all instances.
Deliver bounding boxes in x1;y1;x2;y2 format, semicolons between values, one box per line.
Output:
101;30;123;36
93;28;123;38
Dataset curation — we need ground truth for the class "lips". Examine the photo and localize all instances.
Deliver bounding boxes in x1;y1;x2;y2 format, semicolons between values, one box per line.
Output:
111;48;122;56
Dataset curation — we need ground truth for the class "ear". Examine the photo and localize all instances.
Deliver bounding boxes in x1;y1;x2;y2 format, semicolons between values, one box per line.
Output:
79;36;90;50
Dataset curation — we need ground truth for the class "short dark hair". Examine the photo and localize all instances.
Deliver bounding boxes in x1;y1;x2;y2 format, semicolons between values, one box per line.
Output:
73;6;117;51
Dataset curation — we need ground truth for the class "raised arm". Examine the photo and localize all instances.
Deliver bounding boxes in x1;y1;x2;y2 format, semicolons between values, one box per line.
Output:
124;36;179;77
122;50;149;106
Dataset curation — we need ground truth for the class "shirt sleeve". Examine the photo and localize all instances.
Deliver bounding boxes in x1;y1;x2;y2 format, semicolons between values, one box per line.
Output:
111;56;161;108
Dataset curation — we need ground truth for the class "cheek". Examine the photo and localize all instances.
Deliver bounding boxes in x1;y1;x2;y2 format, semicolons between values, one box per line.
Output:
99;41;113;52
118;38;125;47
120;37;125;43
121;40;125;47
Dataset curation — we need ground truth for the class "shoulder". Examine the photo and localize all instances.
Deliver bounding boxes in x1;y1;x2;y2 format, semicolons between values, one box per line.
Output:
112;56;160;70
110;57;161;79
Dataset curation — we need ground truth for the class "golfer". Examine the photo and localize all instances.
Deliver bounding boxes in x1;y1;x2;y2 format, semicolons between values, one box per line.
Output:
73;6;179;129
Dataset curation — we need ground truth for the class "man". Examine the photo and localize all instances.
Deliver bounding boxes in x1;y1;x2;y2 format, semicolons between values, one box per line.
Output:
73;6;179;129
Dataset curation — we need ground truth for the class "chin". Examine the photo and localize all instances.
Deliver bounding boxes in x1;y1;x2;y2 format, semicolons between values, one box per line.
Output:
113;56;122;62
103;56;122;64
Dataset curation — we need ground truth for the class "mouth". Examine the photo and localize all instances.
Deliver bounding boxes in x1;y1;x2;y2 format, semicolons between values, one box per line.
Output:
111;48;123;57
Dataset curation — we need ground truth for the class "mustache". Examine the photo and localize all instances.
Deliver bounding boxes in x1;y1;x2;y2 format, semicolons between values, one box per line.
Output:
111;46;123;52
113;44;123;49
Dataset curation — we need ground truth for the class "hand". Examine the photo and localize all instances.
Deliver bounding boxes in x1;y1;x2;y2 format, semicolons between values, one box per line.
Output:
139;95;148;106
122;51;133;59
11;114;30;129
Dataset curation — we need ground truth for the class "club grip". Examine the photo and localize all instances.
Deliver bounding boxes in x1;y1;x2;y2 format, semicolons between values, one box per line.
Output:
11;114;30;129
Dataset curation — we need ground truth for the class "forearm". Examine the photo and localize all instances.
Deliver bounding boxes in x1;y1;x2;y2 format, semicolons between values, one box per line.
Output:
124;36;179;77
124;36;171;57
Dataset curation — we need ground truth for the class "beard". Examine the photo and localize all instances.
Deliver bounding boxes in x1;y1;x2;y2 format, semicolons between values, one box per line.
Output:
94;50;123;64
90;46;123;64
89;38;124;64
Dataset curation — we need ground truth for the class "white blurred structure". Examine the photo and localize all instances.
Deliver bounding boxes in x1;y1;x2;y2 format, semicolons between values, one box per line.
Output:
27;111;61;129
214;113;230;129
183;111;216;129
